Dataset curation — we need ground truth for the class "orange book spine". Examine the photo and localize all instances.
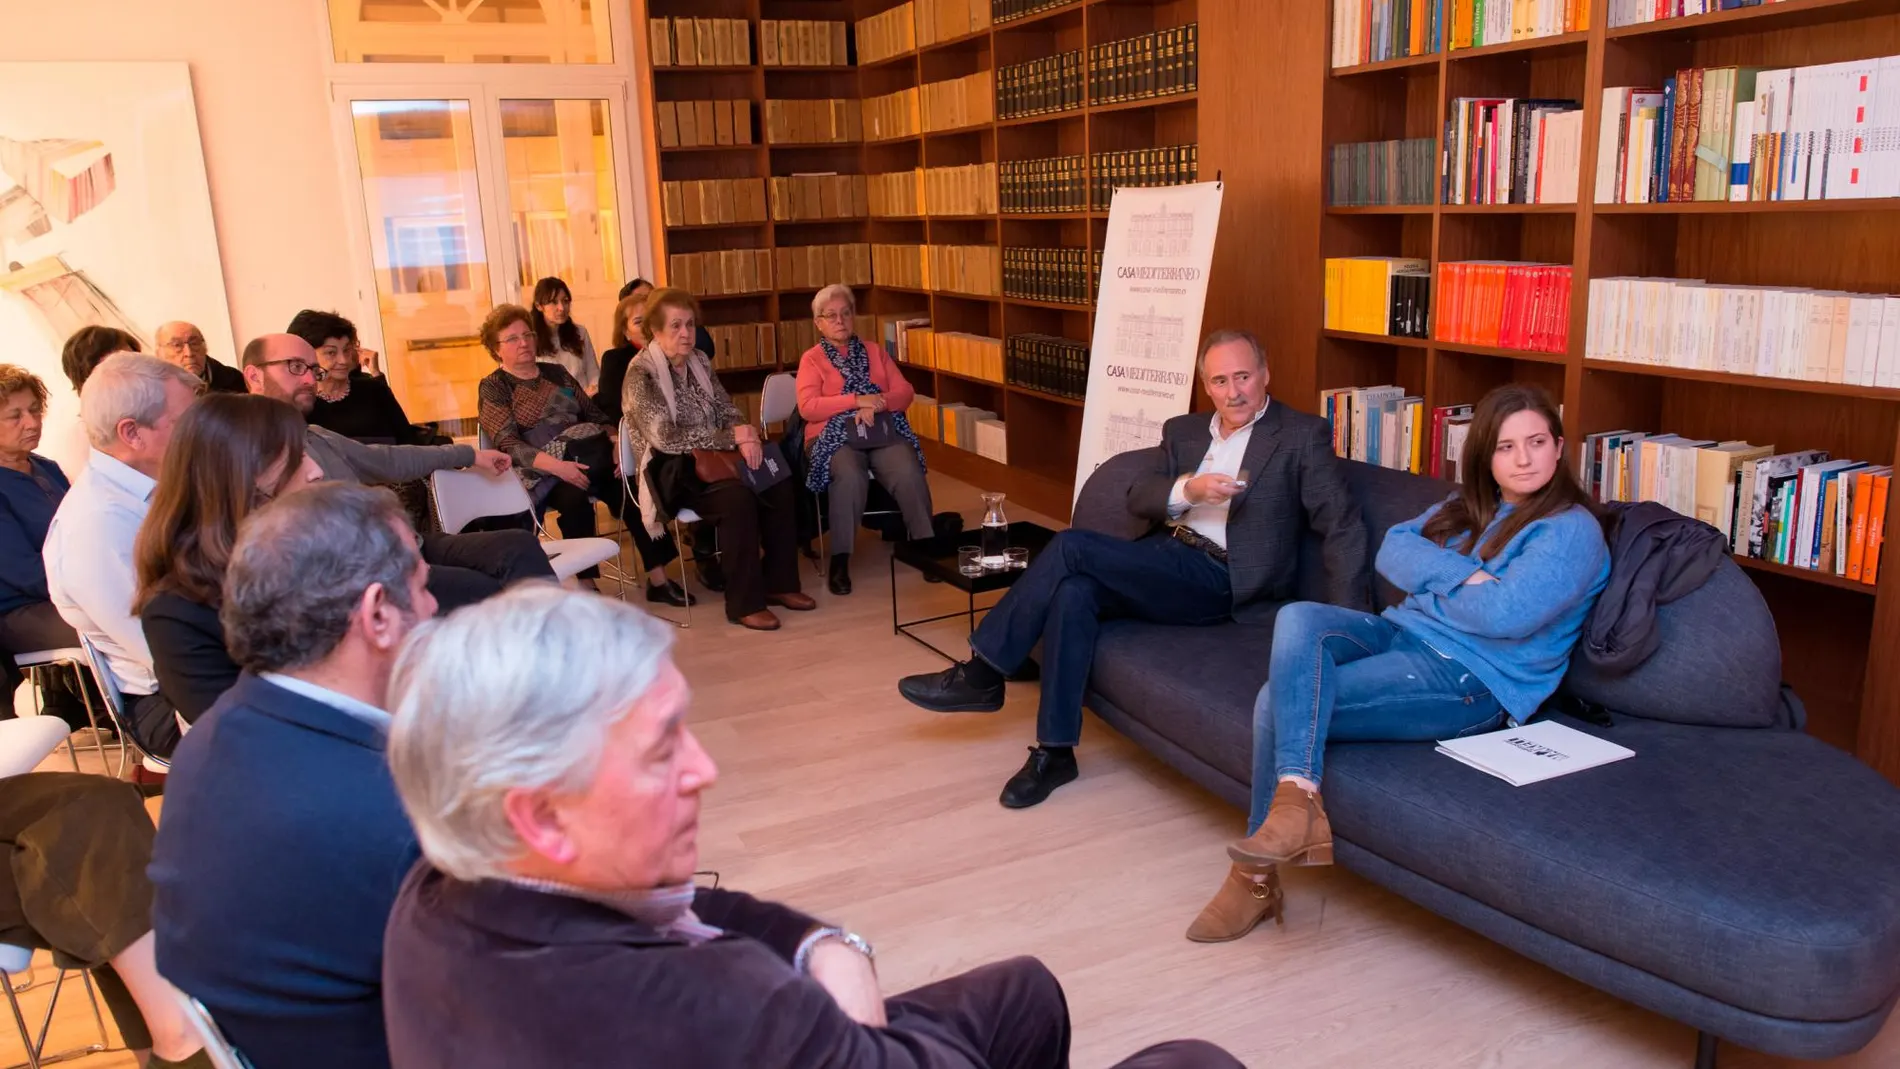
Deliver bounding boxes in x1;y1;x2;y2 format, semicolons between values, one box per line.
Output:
1868;474;1892;585
1847;471;1875;581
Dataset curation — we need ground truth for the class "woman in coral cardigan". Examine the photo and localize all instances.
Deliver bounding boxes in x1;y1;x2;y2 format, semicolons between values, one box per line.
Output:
796;284;935;596
1187;384;1610;944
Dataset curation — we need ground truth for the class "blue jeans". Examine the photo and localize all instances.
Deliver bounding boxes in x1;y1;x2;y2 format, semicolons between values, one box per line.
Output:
1247;601;1506;834
970;530;1231;747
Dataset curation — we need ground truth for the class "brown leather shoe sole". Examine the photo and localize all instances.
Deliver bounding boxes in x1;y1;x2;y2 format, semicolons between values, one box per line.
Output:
734;610;782;631
767;592;817;611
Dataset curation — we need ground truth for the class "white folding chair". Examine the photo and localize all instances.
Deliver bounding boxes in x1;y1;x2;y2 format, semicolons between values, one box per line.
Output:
77;636;168;779
759;372;797;426
618;419;718;629
428;468;620;586
160;986;247;1069
9;651;103;772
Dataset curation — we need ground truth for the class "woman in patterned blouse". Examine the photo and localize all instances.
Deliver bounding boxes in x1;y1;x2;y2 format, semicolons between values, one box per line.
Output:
624;288;813;631
477;304;691;606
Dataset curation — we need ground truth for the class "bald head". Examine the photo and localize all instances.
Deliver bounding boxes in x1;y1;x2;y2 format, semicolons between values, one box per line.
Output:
241;333;319;414
155;321;209;377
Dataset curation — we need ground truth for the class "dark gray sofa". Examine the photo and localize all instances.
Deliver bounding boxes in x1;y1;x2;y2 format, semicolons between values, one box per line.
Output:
1073;450;1900;1065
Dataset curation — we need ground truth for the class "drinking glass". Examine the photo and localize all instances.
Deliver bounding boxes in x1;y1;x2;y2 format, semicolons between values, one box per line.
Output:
958;546;984;576
1004;546;1029;570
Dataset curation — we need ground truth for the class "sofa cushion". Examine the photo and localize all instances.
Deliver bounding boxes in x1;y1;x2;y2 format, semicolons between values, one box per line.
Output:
1295;461;1454;610
1561;559;1786;729
1090;619;1273;787
1325;716;1900;1022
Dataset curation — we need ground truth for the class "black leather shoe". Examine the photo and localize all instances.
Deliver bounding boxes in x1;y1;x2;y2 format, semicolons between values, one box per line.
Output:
1000;746;1079;809
897;662;1004;713
696;559;726;593
828;553;852;596
646;580;695;607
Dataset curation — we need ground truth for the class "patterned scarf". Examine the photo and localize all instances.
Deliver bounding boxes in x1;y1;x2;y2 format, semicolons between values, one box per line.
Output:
805;334;925;493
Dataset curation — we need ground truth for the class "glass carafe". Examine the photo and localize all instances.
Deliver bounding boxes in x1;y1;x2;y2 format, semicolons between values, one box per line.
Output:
979;492;1010;570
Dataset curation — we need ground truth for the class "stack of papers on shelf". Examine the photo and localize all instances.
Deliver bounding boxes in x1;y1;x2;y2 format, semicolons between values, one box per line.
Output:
1436;720;1635;786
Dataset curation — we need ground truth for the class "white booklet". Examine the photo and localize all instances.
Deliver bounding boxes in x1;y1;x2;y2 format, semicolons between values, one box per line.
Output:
1435;720;1634;786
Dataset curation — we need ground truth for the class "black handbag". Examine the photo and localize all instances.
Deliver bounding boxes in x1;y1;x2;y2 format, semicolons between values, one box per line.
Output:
845;412;900;450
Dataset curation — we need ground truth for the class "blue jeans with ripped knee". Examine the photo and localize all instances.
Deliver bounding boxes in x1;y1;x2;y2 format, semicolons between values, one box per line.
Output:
1245;601;1506;834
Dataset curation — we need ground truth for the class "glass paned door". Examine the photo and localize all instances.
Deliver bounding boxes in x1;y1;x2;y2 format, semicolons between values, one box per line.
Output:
328;0;612;64
500;98;623;357
345;99;496;424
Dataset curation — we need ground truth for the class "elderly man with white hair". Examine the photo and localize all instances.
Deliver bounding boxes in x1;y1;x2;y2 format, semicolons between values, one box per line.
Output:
154;320;245;393
379;585;1242;1069
795;282;935;596
42;351;202;756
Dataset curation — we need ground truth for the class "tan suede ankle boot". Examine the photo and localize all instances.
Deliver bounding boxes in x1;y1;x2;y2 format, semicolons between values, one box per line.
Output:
1227;780;1333;867
1186;862;1284;943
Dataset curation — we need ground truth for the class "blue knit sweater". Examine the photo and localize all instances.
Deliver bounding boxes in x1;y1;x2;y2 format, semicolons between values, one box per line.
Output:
1377;498;1609;721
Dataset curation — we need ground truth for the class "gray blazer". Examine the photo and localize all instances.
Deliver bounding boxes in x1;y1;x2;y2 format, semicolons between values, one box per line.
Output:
304;425;474;487
1127;403;1370;619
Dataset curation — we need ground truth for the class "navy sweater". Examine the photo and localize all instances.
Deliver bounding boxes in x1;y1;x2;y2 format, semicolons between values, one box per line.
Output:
150;673;418;1069
0;455;69;615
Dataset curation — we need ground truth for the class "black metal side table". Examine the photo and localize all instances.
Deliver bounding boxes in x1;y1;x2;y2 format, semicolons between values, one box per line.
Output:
889;521;1058;662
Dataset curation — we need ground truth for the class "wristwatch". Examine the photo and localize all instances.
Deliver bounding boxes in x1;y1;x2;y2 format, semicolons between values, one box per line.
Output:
794;926;876;973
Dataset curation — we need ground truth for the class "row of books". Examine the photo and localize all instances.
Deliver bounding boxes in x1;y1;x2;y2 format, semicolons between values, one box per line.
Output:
648;17;749;67
1091;145;1200;210
654;100;752;149
668;249;773;297
915;0;990;48
863;87;921;140
759;20;848;67
1446;0;1590;49
937;404;1008;463
1001;155;1086;213
901;328;1005;383
730;390;764;428
1088;26;1198;106
775;244;873;291
1443;97;1585;205
778;318;821;365
704;323;778;372
1580;432;1889;583
1607;0;1795;29
855;3;915;66
1435;261;1573;353
1006;334;1090;400
997;52;1083;120
1003;247;1095;306
1332;0;1442;68
911;395;942;441
867;164;998;217
763;99;861;144
769;174;869;222
1329;138;1436;207
659;178;768;228
1585;278;1900;388
1324;257;1432;338
921;70;995;132
994;0;1071;23
1320;386;1431;475
875;316;932;365
871;243;1002;295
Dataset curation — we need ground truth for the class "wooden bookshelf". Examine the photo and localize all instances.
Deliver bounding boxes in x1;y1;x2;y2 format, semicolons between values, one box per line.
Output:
1298;0;1900;782
636;0;1203;521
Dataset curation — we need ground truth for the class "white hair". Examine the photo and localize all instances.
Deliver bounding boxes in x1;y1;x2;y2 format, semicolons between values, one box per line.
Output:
79;352;200;449
386;584;678;882
811;284;856;317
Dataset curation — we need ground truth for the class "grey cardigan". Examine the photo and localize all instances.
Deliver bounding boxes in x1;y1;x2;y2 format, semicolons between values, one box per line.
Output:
305;425;474;486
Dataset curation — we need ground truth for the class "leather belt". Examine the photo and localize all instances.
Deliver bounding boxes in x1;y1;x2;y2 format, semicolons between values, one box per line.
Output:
1169;523;1229;563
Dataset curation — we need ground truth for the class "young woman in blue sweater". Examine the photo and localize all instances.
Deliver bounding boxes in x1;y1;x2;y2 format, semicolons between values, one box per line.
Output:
1187;384;1610;943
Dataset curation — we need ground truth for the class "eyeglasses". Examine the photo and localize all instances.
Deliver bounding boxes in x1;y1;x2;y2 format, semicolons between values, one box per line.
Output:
816;310;853;323
254;358;327;381
497;331;535;348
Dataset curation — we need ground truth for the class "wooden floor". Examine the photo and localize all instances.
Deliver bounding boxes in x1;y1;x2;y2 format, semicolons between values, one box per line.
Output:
7;472;1900;1068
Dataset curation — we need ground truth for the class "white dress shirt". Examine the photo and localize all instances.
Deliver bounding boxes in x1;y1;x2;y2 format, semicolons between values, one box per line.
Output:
260;672;393;731
43;449;159;695
1166;402;1270;550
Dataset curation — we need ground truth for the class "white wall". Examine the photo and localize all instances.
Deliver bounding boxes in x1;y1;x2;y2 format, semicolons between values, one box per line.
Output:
0;0;359;367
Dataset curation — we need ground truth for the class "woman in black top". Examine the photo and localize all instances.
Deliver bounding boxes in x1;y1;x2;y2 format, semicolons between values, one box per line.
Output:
135;394;323;723
290;309;431;444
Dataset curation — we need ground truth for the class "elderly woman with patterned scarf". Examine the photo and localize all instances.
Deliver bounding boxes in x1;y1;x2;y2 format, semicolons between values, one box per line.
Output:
795;284;934;596
476;303;691;606
625;288;814;631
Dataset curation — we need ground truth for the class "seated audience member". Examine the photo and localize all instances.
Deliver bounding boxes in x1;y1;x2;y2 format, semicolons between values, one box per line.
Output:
899;331;1368;808
289;310;425;443
477;304;688;605
0;364;96;731
43;353;202;757
1190;384;1610;943
155;321;245;393
618;276;717;367
0;772;209;1067
135;394;323;723
797;284;934;596
240;333;556;611
530;276;600;394
380;584;1241;1069
594;286;649;424
150;482;437;1069
624;288;812;630
59;325;143;394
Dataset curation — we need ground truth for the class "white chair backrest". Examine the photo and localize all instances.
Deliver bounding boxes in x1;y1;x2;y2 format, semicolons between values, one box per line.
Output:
430;467;533;535
476;425;494;450
759;372;797;426
617;417;637;476
76;634;129;728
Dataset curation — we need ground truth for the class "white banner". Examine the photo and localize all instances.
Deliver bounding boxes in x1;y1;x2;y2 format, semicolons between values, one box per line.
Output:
1074;181;1224;503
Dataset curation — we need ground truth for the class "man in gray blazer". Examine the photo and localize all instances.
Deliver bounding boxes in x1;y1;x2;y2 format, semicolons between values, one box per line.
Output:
899;330;1370;808
241;333;555;610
